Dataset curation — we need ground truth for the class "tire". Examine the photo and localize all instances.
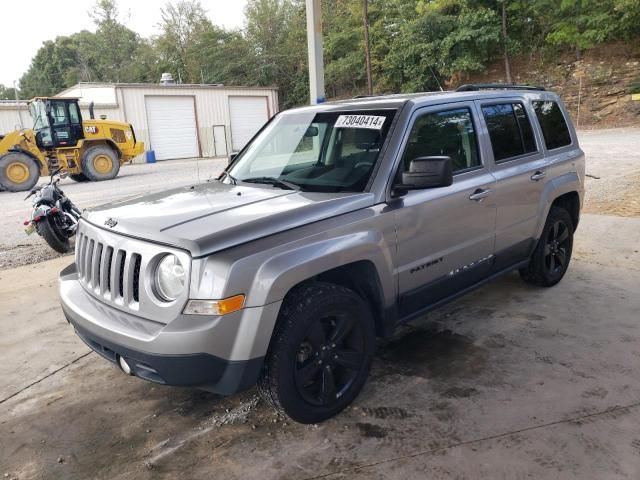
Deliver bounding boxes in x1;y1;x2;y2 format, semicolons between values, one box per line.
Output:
81;146;120;181
36;215;71;253
258;282;375;424
0;152;40;192
70;173;89;182
520;206;574;287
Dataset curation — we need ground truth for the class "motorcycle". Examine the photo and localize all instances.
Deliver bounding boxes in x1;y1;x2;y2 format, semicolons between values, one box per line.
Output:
23;168;82;253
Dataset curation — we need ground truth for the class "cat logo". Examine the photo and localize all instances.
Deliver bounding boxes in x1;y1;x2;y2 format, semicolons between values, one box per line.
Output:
84;125;98;134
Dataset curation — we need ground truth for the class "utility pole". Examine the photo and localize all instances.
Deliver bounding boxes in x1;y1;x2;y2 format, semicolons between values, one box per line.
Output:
501;0;512;83
305;0;325;104
363;0;373;95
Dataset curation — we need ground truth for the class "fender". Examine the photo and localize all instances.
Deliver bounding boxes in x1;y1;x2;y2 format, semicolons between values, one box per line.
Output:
78;139;123;159
31;204;52;222
533;171;582;240
7;147;43;171
247;229;396;308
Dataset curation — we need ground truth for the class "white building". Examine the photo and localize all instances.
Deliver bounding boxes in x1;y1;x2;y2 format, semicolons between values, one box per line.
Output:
1;81;279;161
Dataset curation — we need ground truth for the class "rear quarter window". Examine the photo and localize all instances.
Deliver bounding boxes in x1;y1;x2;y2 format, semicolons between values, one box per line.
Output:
532;101;572;150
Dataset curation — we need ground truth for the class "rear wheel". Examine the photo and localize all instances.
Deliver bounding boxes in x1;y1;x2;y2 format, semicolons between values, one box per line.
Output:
520;206;574;287
36;215;71;253
81;146;120;181
258;283;375;424
0;152;40;192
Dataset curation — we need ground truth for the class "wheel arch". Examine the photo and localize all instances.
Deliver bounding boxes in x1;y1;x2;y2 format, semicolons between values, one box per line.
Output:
6;148;43;173
80;139;122;159
287;260;388;338
534;172;582;239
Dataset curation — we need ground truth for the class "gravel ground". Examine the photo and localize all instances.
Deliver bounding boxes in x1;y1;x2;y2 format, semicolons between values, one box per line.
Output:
579;128;640;217
0;157;228;270
0;127;637;270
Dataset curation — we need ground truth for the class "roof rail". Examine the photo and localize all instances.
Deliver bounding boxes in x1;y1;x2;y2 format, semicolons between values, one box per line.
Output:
352;95;377;99
456;83;545;92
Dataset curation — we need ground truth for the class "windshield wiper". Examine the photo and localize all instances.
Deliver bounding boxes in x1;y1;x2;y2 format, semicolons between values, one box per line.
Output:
241;176;301;191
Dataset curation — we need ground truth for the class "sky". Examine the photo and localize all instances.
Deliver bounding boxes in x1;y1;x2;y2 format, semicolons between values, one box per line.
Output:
0;0;248;87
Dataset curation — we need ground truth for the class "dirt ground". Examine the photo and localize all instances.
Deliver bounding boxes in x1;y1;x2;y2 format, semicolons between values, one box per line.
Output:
0;129;639;479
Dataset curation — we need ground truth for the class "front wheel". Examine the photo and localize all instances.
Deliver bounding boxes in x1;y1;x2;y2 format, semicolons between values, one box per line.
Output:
0;152;40;192
520;206;574;287
36;216;72;253
258;283;375;424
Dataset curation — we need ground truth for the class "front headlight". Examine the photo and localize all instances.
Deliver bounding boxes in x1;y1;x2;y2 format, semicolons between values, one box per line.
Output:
154;254;186;301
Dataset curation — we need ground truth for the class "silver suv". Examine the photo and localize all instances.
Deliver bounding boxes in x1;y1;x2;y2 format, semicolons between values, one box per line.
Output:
59;84;585;423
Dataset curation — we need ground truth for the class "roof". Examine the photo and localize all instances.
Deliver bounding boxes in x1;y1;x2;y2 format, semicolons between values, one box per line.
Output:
289;87;557;112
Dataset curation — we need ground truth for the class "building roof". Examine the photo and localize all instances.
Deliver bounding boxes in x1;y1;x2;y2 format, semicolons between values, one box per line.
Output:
57;82;278;96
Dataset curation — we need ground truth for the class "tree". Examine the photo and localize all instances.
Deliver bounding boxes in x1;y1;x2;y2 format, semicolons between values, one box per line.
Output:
245;0;308;107
156;0;214;83
0;84;19;100
90;0;143;82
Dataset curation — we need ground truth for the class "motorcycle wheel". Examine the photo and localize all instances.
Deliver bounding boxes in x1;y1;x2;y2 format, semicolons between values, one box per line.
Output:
37;216;72;253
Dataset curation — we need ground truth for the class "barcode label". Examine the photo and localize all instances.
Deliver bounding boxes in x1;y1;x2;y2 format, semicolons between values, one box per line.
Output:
335;115;386;130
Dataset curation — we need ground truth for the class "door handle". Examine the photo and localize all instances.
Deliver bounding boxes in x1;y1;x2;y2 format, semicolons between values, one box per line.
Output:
469;188;491;202
531;170;546;181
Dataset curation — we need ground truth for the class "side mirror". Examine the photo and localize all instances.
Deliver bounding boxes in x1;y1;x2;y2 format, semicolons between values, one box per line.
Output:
228;153;238;164
398;156;453;191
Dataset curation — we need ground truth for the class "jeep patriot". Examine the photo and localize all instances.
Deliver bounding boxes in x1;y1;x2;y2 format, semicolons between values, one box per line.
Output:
59;84;585;423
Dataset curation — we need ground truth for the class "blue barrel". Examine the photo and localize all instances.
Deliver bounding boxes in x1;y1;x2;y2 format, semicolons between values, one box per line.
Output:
146;150;157;163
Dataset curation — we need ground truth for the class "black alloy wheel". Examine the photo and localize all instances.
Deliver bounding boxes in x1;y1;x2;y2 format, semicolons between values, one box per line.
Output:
544;218;570;275
520;206;574;287
259;282;375;424
294;312;366;407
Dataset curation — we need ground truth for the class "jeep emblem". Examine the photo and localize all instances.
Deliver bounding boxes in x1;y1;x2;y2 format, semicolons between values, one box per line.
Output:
104;218;118;228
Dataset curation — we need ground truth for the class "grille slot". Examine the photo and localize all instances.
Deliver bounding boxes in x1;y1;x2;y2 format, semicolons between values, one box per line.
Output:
104;246;114;294
132;254;142;303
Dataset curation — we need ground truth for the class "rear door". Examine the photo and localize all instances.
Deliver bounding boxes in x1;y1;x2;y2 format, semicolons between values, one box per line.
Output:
477;98;549;271
393;102;497;317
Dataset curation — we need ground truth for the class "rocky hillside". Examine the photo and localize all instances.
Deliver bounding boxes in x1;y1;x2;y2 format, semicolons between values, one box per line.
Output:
459;42;640;128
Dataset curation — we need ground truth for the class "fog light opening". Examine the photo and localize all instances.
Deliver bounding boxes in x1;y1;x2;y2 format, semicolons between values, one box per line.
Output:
118;355;133;375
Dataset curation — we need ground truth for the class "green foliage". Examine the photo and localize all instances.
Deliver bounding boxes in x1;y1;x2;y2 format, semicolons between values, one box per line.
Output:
0;84;18;100
15;0;640;106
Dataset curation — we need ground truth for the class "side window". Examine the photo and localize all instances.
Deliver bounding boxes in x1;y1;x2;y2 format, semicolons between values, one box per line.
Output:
68;102;81;124
402;108;480;174
482;103;537;162
532;101;572;150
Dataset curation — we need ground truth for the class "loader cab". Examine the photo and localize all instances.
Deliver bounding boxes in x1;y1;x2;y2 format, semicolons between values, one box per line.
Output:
29;98;84;150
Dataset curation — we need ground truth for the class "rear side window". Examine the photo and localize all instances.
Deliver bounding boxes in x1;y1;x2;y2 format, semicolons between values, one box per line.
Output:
532;101;572;150
482;103;537;162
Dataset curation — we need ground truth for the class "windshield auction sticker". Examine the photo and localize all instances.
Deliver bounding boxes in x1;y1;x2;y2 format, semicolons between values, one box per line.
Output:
335;115;386;130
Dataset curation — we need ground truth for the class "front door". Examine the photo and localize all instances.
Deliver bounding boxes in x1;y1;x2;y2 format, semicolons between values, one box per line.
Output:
393;103;497;317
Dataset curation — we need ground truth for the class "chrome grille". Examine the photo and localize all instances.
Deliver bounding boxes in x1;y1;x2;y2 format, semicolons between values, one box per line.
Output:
76;232;141;308
74;220;191;323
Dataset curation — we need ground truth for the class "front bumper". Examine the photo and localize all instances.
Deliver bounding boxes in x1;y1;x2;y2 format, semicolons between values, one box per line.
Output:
59;263;281;395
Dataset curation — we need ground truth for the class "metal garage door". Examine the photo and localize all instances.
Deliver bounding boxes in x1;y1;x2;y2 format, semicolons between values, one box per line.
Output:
229;96;269;152
146;96;199;160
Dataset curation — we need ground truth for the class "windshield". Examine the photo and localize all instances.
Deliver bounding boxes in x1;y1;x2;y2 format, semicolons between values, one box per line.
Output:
29;100;49;131
227;109;396;192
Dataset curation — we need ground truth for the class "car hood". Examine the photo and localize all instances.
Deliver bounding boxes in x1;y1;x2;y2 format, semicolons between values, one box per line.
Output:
84;182;375;257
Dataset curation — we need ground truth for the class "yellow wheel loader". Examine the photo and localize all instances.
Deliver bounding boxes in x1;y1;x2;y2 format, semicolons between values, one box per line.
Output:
0;97;144;192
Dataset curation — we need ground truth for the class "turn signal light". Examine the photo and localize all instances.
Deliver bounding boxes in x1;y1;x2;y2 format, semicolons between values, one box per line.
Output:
183;295;245;316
